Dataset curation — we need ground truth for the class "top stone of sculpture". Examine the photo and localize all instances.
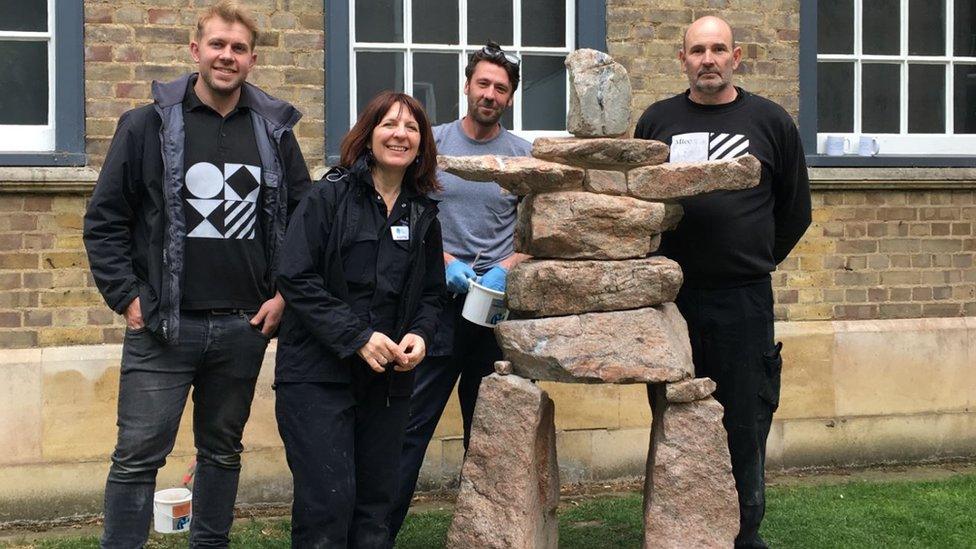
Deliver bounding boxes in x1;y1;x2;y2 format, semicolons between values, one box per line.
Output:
566;49;632;138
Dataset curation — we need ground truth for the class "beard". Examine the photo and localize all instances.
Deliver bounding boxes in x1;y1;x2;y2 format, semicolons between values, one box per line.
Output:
200;66;244;96
467;97;504;126
693;71;730;94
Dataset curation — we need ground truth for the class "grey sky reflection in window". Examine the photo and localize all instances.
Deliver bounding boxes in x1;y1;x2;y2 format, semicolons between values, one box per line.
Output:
412;0;457;44
522;56;565;130
356;52;403;114
356;0;403;42
413;52;458;125
0;41;48;125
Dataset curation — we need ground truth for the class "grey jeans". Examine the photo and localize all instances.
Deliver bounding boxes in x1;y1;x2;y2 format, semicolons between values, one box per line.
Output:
101;311;269;549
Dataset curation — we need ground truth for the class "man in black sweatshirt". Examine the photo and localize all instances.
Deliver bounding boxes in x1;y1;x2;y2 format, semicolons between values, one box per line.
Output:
634;15;811;548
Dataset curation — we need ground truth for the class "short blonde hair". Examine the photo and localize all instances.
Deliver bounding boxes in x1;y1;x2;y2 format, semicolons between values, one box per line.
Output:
196;1;259;49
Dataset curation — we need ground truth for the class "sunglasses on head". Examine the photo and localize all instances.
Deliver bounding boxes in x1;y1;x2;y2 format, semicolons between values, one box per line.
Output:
480;44;520;66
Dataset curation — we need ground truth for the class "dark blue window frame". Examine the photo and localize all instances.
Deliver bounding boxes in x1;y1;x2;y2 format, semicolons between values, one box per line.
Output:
799;1;976;167
1;2;86;167
324;1;607;165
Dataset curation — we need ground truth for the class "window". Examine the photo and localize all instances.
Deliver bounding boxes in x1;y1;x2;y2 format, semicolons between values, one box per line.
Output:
0;0;84;165
326;0;606;163
805;0;976;159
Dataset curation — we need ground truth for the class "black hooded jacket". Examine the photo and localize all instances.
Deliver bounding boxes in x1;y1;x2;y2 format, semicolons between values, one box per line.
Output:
274;160;446;395
83;74;312;343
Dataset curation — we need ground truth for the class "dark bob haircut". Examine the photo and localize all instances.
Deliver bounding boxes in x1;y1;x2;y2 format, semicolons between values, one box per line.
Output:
339;91;441;195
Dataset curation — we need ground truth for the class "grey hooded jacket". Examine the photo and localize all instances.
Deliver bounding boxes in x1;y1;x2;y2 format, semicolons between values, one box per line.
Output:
84;74;312;344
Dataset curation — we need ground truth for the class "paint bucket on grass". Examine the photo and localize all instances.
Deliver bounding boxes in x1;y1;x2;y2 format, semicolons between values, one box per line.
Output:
461;279;509;327
153;487;192;533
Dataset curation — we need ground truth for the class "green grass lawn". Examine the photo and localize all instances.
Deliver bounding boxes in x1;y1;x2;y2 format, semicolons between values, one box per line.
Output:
5;473;976;548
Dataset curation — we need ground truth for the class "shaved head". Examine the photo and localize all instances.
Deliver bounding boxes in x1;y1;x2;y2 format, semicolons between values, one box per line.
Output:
679;15;742;104
683;15;735;51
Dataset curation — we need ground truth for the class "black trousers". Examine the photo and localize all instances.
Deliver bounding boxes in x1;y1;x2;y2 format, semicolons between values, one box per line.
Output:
650;280;782;549
387;296;502;543
275;378;410;549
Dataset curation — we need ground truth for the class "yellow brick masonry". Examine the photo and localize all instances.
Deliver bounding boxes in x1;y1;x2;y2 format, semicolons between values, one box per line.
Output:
83;0;325;167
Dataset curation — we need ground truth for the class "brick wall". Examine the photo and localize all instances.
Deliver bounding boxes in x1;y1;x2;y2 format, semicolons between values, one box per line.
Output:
0;193;110;348
776;190;976;321
83;0;325;168
607;0;801;120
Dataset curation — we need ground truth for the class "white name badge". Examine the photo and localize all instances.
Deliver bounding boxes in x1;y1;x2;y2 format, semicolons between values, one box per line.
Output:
669;132;709;163
391;225;410;241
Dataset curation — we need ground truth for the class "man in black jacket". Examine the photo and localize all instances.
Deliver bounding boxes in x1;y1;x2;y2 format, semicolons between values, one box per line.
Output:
634;16;811;548
82;3;311;547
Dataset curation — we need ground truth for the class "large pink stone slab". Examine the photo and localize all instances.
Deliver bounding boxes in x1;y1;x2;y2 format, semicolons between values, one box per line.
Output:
506;257;683;317
515;191;668;260
628;155;761;200
532;137;669;169
438;155;584;195
495;304;694;384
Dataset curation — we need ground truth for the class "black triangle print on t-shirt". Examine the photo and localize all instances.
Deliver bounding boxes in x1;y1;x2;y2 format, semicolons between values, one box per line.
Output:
225;163;261;203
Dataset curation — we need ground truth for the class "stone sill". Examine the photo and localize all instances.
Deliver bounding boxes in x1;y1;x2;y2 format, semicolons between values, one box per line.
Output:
2;166;975;193
0;167;98;194
810;167;976;190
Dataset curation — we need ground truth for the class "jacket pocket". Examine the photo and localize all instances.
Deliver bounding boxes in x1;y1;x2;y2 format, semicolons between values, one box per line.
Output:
342;233;378;284
759;341;783;412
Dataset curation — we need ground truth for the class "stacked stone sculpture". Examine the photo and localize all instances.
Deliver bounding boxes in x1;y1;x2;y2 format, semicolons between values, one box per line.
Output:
442;49;761;548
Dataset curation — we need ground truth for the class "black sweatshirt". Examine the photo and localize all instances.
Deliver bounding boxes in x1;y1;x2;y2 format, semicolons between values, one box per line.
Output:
634;88;812;289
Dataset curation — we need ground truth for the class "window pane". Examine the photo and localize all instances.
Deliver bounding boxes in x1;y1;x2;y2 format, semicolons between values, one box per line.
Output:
412;0;458;44
909;0;945;55
863;0;900;55
522;0;564;47
468;0;512;46
908;65;945;133
413;52;459;126
955;0;976;56
862;64;900;133
0;0;46;32
500;103;513;131
356;52;404;115
521;55;565;130
818;0;853;54
817;62;853;132
953;65;976;133
0;41;48;125
356;0;403;43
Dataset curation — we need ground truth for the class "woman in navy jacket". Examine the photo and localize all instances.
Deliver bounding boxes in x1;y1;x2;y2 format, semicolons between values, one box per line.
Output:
274;91;445;548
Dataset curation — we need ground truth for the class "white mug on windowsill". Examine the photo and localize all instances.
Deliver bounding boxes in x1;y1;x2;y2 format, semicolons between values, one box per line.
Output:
824;135;851;156
858;135;880;156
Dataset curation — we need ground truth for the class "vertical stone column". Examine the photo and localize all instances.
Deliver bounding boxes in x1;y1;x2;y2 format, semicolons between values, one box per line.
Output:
446;374;559;549
644;379;739;548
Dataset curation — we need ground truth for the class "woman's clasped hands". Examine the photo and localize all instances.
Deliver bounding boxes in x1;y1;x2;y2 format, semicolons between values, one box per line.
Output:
357;332;427;373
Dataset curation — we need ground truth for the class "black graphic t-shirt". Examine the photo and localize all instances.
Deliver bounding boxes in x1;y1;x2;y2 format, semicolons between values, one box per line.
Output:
180;81;269;310
634;88;811;289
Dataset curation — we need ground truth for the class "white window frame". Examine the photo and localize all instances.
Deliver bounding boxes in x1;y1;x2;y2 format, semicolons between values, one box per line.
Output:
349;0;575;141
816;0;976;155
0;0;56;152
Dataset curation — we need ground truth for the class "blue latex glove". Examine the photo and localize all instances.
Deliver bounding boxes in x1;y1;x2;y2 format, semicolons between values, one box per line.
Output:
479;265;508;292
446;259;476;294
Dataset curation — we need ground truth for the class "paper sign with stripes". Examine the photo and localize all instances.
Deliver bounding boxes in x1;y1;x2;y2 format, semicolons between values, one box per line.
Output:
669;132;750;163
